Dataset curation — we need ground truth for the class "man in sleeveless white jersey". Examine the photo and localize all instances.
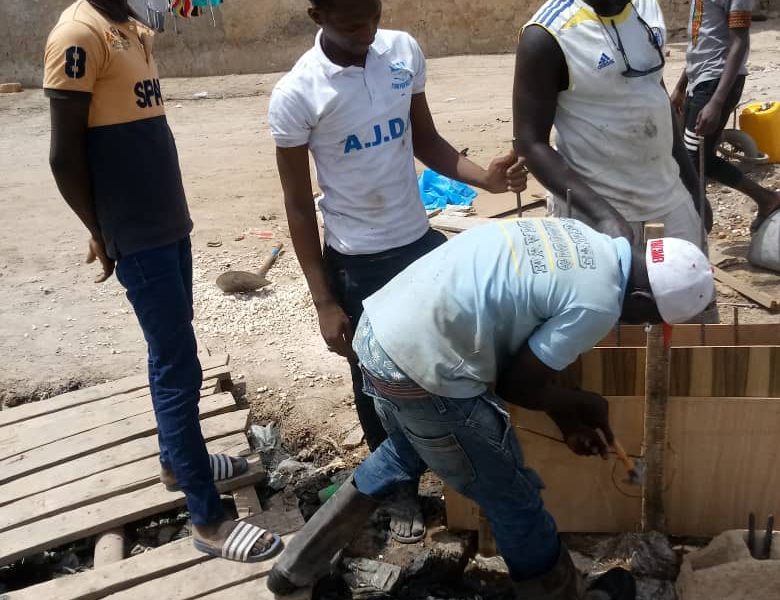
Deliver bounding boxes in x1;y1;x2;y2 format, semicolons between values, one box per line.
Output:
514;0;709;249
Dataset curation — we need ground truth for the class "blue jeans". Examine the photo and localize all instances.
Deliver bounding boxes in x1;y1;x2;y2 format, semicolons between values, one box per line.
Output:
354;375;560;580
116;237;223;526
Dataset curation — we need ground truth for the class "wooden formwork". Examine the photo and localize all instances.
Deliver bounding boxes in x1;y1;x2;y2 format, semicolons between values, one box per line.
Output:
445;323;780;544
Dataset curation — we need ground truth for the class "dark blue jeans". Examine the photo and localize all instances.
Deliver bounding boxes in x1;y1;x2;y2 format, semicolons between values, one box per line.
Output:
354;375;560;581
116;237;223;526
323;228;447;451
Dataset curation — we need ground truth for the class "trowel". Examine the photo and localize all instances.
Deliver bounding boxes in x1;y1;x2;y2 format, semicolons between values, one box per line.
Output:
216;242;283;293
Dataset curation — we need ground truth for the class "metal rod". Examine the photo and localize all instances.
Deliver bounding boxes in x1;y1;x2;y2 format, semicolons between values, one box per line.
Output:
762;515;774;560
733;306;740;346
209;0;216;26
749;512;757;558
566;188;573;218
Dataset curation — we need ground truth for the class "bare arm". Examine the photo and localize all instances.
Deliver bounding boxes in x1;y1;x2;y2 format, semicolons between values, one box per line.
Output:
496;343;615;457
695;27;750;135
49;94;114;281
275;146;354;358
410;93;525;194
513;25;633;241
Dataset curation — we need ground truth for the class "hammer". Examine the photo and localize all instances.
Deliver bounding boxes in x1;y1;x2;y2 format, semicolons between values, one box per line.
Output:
612;438;645;486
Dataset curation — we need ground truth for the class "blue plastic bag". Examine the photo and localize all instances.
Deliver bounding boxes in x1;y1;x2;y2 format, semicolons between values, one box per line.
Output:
418;169;477;210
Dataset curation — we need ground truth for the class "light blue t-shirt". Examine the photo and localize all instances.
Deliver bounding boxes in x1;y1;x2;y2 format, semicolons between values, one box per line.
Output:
361;218;632;398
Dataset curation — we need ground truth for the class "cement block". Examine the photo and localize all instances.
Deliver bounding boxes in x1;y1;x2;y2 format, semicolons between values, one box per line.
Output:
677;529;780;600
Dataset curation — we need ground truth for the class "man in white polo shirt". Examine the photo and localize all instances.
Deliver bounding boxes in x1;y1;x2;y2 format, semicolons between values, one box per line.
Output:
268;0;526;544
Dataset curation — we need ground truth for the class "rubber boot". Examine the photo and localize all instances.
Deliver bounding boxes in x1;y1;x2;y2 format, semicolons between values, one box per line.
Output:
511;546;581;599
511;545;636;600
267;478;379;595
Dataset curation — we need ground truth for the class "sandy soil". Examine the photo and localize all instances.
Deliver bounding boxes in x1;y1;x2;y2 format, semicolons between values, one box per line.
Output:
0;22;778;445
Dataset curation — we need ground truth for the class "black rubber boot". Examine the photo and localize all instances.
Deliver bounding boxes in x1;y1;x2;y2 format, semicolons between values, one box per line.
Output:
511;544;636;600
267;478;379;596
512;546;582;599
584;568;636;600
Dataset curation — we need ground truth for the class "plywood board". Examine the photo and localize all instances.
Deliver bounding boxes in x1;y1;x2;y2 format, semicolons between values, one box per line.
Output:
0;433;249;532
0;459;265;566
0;358;230;428
665;397;780;536
0;392;236;484
0;409;249;506
554;346;780;397
447;396;780;537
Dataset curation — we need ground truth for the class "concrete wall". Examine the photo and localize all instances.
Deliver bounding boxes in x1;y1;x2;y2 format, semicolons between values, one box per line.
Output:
0;0;766;87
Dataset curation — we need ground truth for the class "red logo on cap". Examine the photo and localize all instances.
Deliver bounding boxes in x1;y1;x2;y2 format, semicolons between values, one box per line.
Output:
650;239;665;263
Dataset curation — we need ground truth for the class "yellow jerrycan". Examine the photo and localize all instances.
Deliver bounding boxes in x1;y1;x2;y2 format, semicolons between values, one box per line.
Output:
739;101;780;163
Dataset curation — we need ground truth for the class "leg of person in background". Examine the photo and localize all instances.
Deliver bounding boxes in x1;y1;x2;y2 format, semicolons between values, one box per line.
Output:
684;76;780;230
322;228;446;543
116;237;280;561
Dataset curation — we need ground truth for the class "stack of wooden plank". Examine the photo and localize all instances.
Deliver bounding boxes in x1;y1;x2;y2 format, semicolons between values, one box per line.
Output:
0;355;308;599
446;323;780;545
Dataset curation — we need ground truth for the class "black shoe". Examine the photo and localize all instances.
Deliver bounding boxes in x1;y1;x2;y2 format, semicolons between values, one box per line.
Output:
585;568;636;600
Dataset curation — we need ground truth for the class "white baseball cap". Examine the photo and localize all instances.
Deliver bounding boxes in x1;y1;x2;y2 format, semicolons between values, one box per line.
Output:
645;238;715;324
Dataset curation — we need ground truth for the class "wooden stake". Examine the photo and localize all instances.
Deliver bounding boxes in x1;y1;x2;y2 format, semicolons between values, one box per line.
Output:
642;223;671;533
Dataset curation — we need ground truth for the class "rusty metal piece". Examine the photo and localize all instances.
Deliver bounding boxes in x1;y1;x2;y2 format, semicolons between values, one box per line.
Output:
733;306;740;346
762;514;774;560
749;512;757;558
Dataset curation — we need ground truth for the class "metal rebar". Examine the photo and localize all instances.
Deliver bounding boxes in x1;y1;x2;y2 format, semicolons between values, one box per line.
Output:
749;512;756;558
762;515;774;560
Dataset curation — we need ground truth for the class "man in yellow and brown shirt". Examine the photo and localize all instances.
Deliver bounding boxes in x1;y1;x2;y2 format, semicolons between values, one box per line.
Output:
44;0;280;563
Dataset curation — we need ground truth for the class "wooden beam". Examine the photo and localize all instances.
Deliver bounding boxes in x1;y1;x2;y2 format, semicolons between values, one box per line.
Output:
0;433;249;532
642;223;670;533
429;214;494;233
713;266;779;312
0;392;237;484
0;409;249;507
0;459;265;567
199;580;312;600
0;359;230;428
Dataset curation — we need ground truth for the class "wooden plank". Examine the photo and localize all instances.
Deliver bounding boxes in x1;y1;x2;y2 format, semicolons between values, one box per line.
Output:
0;433;249;532
558;346;780;398
444;485;480;531
713;266;779;312
0;360;230;428
512;398;644;533
5;537;206;600
0;410;249;506
107;534;294;600
429;214;494;233
597;323;780;347
0;392;237;485
746;346;772;397
232;485;263;520
198;579;312;600
6;534;295;600
665;397;780;536
247;491;305;536
0;459;265;567
1;384;224;459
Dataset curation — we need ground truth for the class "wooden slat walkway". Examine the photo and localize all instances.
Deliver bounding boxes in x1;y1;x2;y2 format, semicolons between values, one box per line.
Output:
0;356;308;598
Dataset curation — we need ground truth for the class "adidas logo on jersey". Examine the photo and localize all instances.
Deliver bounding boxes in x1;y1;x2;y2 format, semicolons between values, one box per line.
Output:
597;53;615;70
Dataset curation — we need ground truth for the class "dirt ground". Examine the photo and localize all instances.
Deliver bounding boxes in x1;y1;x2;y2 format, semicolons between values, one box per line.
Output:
1;22;779;447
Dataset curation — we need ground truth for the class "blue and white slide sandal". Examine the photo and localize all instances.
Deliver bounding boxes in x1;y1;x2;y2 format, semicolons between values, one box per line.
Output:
193;521;283;563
